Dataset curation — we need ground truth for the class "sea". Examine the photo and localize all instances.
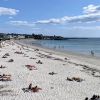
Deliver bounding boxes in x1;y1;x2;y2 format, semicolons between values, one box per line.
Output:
24;38;100;57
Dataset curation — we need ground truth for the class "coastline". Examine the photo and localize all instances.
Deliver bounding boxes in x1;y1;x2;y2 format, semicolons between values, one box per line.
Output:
0;39;100;100
15;39;100;67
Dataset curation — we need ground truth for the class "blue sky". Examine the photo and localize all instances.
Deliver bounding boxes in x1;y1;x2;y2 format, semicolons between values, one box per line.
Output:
0;0;100;37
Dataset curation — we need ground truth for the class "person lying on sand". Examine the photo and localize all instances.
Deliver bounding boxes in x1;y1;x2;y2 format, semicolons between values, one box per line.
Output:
85;94;100;100
0;65;6;68
0;74;11;81
49;72;57;75
15;51;23;54
25;65;37;70
67;77;83;82
36;60;43;64
8;59;14;62
22;83;42;93
2;53;10;58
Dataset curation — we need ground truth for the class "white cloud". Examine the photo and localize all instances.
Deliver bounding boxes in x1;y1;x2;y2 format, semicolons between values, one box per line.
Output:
8;4;100;28
35;4;100;24
36;18;61;24
36;13;100;24
83;4;100;14
69;26;100;30
9;21;35;27
9;16;13;19
0;7;19;16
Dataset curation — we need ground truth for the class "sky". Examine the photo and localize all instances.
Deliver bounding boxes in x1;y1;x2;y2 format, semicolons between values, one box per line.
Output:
0;0;100;37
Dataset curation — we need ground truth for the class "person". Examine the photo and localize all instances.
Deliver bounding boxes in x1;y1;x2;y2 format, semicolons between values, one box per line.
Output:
91;50;94;56
28;83;32;90
0;39;2;48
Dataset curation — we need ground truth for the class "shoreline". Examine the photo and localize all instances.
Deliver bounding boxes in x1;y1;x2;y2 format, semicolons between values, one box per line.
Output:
0;39;100;100
15;39;100;67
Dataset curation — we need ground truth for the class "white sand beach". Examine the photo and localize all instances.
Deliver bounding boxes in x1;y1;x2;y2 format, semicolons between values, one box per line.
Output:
0;40;100;100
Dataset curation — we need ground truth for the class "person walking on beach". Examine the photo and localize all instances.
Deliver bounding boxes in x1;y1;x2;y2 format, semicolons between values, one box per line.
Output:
0;42;1;48
90;50;94;56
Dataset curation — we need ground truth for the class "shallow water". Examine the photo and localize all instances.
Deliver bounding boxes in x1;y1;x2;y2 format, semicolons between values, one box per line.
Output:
31;38;100;57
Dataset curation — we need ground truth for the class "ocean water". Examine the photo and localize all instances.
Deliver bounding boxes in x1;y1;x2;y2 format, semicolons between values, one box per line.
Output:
31;38;100;56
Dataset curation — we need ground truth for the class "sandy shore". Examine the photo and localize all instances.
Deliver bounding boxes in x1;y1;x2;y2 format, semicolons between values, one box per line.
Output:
16;39;100;67
0;40;100;100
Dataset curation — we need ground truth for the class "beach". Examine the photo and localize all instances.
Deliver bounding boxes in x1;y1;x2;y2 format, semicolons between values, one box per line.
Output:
0;40;100;100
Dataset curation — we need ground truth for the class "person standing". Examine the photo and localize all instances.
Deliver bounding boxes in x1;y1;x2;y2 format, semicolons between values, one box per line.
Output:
91;50;94;56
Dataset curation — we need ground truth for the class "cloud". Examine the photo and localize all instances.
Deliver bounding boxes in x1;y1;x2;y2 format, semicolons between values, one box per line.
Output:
36;13;100;24
83;4;100;14
69;26;100;30
9;16;13;19
0;7;19;16
9;21;35;27
36;18;61;24
8;4;100;28
35;4;100;24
